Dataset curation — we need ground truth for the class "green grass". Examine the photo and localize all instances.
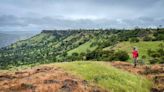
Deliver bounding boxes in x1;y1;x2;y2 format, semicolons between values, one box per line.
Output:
56;61;152;92
67;40;97;55
104;41;163;63
63;34;79;42
11;33;50;48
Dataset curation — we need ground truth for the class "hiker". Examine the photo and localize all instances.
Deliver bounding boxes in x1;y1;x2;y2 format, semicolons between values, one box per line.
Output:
132;47;139;67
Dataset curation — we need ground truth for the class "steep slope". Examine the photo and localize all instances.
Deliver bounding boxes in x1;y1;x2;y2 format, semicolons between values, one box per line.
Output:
0;30;96;68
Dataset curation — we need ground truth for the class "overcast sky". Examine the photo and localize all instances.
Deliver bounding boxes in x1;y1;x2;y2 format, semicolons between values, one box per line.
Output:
0;0;164;31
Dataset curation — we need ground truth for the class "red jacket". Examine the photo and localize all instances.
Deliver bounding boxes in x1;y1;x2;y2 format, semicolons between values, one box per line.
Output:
132;50;138;58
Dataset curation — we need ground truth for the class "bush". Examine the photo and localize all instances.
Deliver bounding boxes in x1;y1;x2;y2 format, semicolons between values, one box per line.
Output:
114;51;129;61
130;38;140;43
72;52;79;56
86;51;97;60
153;29;164;41
149;58;159;64
148;43;164;64
159;56;164;64
86;50;129;61
156;34;164;41
143;36;152;41
86;50;115;61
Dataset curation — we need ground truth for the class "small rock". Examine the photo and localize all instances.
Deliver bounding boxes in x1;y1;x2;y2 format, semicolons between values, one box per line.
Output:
44;79;60;84
21;83;36;89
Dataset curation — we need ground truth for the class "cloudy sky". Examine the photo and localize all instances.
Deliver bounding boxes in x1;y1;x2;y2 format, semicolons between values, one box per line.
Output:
0;0;164;31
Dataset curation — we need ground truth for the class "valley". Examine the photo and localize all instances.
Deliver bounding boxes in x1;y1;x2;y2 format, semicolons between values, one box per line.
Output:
0;31;39;48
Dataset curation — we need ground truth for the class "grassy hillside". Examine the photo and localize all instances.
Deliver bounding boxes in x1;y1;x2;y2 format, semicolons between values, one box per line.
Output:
67;40;98;55
104;41;163;63
0;61;156;92
0;29;163;91
0;29;163;69
56;61;152;92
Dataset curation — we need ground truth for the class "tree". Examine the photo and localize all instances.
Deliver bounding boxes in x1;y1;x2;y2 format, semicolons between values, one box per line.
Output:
143;36;153;41
148;43;164;64
114;51;129;61
72;52;79;57
130;38;139;43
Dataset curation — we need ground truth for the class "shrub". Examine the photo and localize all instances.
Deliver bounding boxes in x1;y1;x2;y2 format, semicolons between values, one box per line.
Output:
86;50;115;61
153;29;164;41
149;58;159;64
86;50;129;61
156;34;164;41
143;36;152;41
130;38;140;43
114;50;129;61
148;43;164;64
72;52;79;56
159;56;164;64
86;51;97;60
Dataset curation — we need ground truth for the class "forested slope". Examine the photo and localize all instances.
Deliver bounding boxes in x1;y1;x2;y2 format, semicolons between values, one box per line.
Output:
0;28;163;69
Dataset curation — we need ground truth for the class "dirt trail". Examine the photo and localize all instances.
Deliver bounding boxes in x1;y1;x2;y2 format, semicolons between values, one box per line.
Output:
111;61;164;92
0;66;107;92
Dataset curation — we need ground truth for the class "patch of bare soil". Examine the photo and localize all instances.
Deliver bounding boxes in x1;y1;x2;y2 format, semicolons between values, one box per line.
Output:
111;61;164;92
0;66;107;92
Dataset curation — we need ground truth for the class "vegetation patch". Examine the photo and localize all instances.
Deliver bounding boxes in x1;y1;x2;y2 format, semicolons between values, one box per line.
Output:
56;61;152;92
104;41;164;63
0;29;163;68
67;40;97;56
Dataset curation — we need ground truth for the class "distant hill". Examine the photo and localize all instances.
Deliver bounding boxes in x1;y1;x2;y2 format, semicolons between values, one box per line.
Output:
0;28;163;69
0;31;39;48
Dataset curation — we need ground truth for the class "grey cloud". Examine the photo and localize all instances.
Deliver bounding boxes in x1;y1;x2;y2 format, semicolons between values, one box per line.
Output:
0;15;28;27
0;0;164;31
0;14;163;31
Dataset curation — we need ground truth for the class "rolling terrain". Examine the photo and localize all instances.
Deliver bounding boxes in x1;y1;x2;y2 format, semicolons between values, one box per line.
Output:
0;29;163;69
0;61;157;92
0;29;163;92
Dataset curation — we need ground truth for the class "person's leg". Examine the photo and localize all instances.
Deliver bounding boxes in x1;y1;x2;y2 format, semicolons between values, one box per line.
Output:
134;58;137;67
136;58;138;64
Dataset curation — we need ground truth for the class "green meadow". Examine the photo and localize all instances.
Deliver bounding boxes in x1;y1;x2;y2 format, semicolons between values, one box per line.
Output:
56;61;152;92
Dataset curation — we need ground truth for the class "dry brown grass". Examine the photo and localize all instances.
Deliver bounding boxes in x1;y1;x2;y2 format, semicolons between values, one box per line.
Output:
0;66;107;92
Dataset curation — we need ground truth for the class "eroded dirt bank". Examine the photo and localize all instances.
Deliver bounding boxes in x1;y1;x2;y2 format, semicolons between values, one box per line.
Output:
0;66;107;92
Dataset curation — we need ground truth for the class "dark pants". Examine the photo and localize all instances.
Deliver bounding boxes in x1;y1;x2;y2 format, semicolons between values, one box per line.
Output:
133;58;138;67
